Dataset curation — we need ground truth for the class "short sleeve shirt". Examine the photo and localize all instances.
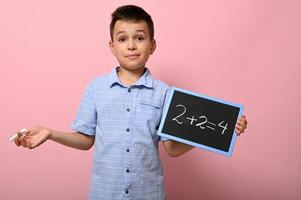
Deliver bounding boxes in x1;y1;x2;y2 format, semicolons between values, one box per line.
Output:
71;67;170;200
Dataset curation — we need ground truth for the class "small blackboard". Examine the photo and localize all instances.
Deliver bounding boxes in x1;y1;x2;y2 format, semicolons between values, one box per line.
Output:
158;87;244;157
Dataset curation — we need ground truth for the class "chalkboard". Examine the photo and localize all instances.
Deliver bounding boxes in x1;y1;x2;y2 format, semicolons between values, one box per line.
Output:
158;87;244;157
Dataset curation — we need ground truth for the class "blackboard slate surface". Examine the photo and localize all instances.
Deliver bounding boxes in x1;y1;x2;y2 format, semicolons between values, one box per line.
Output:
158;87;244;157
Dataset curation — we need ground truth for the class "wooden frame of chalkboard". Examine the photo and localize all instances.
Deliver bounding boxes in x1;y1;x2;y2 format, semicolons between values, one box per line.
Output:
158;87;244;157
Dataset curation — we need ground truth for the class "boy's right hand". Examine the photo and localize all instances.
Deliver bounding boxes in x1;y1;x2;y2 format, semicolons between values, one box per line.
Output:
14;126;50;149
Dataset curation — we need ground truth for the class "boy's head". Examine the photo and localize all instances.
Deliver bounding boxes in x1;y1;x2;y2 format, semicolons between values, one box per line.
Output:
110;5;154;41
109;5;156;72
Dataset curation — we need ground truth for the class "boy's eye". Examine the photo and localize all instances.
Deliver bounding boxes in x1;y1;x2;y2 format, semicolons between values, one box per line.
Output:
136;36;145;41
118;37;127;42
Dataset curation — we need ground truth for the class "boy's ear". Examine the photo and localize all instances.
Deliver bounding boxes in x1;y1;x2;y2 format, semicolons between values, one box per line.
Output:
109;40;116;56
150;39;156;55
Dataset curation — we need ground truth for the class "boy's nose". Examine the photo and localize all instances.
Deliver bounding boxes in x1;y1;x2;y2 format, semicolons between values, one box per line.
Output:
127;39;137;51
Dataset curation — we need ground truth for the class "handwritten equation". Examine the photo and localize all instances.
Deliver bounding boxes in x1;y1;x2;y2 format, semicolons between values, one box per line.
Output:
172;104;229;135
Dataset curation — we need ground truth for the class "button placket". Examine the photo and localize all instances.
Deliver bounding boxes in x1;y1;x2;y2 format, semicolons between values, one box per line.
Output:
124;87;133;192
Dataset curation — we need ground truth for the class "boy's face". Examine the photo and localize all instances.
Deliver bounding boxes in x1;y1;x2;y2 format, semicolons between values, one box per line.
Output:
109;20;156;71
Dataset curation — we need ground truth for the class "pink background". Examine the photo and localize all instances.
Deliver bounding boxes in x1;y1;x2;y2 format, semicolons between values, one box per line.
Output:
1;0;300;199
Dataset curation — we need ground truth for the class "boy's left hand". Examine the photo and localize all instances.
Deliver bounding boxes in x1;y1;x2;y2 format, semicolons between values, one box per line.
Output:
235;115;248;136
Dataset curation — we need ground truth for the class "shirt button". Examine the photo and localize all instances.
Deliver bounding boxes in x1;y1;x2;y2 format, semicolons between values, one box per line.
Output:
125;190;129;194
126;108;130;112
128;88;131;93
126;128;130;132
126;169;130;173
126;149;130;152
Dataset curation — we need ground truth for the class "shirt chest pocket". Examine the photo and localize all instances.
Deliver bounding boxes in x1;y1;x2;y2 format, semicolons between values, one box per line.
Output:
135;100;162;135
140;100;161;109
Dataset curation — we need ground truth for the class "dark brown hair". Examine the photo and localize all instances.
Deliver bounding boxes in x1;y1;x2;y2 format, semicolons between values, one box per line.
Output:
110;5;154;41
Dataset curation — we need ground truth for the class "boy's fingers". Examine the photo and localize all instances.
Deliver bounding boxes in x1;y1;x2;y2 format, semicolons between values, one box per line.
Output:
25;136;34;149
235;127;241;136
236;121;243;128
11;128;31;147
19;134;26;142
243;121;247;129
20;131;30;139
13;131;22;146
14;137;21;146
28;141;35;149
241;115;248;125
20;134;30;147
21;142;27;147
235;116;248;136
239;122;247;129
237;120;247;130
235;124;245;135
20;137;27;147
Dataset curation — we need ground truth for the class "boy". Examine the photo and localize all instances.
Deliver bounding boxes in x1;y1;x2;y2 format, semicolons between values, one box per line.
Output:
14;5;247;200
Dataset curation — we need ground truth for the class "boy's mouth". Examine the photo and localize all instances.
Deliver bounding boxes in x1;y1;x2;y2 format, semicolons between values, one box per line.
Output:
126;54;140;59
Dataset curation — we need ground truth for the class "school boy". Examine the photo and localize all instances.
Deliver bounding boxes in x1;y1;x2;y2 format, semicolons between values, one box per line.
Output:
14;5;247;200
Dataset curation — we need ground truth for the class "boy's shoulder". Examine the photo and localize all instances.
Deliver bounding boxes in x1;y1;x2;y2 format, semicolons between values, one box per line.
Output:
152;77;170;91
92;72;112;84
86;72;113;89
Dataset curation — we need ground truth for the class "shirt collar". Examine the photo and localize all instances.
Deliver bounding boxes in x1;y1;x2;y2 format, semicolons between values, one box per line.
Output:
109;66;154;88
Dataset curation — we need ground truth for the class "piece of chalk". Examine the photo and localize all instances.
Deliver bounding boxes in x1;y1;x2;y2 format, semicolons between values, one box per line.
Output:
9;128;28;142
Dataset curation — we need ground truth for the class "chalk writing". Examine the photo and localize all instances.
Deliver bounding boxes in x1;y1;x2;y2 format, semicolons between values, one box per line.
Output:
172;104;228;135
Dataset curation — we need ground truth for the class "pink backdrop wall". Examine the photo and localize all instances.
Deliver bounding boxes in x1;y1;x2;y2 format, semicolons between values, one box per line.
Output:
1;0;300;199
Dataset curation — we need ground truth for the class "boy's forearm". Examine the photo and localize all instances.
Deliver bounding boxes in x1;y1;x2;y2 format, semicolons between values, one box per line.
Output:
163;140;194;157
48;129;95;150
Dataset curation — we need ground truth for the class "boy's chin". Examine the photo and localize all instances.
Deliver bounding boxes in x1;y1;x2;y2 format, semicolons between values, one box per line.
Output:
120;65;146;72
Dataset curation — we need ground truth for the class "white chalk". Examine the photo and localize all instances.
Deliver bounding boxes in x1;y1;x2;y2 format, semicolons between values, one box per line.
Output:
9;128;28;142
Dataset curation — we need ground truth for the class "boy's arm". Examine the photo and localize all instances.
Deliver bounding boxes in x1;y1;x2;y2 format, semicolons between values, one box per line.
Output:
15;126;95;150
163;140;194;157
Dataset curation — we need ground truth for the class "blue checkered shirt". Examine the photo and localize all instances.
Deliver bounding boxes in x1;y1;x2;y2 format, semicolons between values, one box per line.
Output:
71;67;170;200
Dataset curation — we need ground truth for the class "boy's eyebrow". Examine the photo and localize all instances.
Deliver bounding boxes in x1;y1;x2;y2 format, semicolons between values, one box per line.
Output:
134;30;147;36
115;31;126;36
115;29;147;37
135;29;146;34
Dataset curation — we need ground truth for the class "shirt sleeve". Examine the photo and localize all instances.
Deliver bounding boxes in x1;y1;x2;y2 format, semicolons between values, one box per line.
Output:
159;87;171;142
70;81;97;136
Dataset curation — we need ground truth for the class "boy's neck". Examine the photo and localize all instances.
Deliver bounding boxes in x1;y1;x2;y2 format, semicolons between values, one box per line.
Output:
117;66;146;86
